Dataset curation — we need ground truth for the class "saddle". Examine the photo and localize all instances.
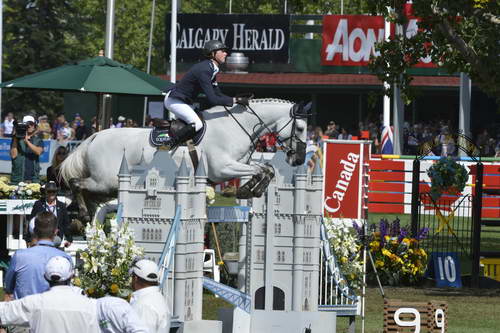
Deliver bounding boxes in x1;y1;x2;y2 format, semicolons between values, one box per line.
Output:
149;116;206;148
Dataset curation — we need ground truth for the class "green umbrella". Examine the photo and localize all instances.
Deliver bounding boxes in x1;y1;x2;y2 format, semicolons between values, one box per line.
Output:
0;56;172;95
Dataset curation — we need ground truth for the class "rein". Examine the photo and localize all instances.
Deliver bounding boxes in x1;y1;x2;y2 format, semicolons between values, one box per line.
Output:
223;102;305;162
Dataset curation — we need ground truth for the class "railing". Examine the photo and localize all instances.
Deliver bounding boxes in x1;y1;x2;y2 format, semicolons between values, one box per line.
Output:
417;193;474;257
318;222;360;316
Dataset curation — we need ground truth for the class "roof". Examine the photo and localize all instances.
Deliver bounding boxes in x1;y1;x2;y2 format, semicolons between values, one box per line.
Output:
160;72;460;88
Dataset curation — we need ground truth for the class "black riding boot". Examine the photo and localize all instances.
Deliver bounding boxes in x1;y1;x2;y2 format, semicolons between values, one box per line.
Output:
167;123;197;148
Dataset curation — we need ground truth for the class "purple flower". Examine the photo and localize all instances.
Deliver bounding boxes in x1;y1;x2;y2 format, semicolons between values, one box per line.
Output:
398;227;409;243
391;218;401;237
417;227;429;240
379;219;388;245
352;220;362;237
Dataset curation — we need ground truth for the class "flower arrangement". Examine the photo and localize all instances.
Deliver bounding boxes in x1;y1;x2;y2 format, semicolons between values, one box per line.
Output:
206;186;216;205
427;157;468;200
75;220;143;299
363;218;429;286
323;219;363;289
0;177;41;199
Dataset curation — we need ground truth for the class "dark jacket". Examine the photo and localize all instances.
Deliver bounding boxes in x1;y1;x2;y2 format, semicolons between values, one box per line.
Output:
28;199;72;243
10;135;44;184
168;59;233;107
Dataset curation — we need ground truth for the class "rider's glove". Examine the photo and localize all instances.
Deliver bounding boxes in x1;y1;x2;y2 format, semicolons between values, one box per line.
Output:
235;96;249;106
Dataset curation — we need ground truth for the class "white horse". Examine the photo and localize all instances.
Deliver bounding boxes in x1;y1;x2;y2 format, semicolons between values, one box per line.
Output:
60;98;309;219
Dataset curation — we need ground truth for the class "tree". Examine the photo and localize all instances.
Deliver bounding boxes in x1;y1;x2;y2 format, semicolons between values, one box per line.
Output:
366;0;500;101
2;0;87;117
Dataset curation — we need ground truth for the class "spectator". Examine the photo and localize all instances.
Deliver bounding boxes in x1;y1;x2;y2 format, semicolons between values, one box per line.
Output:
75;119;89;140
97;296;148;333
130;259;171;333
4;212;72;301
57;121;73;142
37;115;52;140
311;126;324;146
46;147;68;191
2;112;15;137
116;116;126;128
28;181;72;247
51;113;66;139
324;121;338;139
0;256;100;333
126;119;134;128
10;115;44;184
338;128;352;140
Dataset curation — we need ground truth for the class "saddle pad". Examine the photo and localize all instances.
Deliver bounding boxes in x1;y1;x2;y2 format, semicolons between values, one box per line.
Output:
148;118;207;148
149;129;171;147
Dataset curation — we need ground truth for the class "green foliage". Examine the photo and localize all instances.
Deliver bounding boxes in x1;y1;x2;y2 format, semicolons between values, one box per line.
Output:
427;157;469;200
366;0;500;101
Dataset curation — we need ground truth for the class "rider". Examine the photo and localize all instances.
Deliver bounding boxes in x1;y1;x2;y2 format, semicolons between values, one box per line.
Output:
163;40;250;147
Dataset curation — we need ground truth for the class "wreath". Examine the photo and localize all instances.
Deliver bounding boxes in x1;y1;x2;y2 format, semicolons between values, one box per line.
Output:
427;157;468;200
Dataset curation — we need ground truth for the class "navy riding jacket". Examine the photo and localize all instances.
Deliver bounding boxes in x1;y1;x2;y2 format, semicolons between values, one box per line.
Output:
168;59;233;107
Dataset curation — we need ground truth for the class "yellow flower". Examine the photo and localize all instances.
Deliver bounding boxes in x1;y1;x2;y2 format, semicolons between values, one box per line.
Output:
382;248;391;257
402;238;410;246
87;288;95;295
110;284;119;294
73;277;81;287
370;241;380;251
384;235;390;241
341;257;348;264
111;268;120;276
375;260;384;268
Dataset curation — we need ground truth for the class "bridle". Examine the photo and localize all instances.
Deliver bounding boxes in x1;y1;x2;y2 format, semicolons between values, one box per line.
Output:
223;100;311;162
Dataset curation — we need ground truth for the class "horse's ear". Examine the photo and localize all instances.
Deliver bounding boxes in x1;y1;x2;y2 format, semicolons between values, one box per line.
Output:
291;101;312;119
303;102;312;115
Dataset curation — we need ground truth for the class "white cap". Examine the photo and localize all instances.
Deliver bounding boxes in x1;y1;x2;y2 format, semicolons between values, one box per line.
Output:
130;259;159;282
45;256;73;282
22;115;36;124
118;115;126;121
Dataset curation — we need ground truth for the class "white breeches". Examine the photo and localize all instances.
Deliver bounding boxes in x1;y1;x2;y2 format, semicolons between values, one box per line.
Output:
164;96;203;131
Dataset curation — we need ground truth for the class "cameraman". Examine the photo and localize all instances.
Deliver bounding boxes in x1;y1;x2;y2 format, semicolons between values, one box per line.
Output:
10;115;44;184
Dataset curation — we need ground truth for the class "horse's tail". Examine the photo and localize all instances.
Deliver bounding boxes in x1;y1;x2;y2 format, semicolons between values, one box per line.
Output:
60;133;98;183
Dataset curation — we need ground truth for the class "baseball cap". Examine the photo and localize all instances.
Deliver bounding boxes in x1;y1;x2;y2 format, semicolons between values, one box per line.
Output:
118;115;126;122
22;115;36;124
45;256;73;282
130;259;159;282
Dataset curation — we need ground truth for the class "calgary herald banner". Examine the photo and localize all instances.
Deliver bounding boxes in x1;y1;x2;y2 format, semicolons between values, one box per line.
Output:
323;140;370;220
166;14;290;63
321;15;435;67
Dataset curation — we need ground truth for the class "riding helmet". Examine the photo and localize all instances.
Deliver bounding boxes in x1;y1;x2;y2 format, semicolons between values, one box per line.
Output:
202;40;229;58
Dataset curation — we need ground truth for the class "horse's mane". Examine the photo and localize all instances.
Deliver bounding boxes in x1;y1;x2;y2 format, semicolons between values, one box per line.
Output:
250;98;294;105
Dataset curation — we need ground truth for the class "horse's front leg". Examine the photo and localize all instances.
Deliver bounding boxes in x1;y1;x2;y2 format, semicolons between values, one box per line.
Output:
217;161;274;199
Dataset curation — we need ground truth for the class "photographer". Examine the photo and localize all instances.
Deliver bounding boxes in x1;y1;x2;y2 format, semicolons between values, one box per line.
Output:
10;115;44;184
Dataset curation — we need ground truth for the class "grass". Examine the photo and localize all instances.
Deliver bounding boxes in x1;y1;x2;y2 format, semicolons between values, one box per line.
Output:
202;287;500;333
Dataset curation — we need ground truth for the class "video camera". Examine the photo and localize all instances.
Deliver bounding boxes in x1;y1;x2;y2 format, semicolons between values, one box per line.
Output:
13;120;28;139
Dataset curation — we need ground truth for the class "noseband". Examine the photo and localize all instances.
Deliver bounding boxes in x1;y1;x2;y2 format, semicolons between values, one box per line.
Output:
223;101;311;161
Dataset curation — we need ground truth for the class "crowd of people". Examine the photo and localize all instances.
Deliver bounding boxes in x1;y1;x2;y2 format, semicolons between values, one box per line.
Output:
0;112;146;143
2;201;171;332
256;118;500;158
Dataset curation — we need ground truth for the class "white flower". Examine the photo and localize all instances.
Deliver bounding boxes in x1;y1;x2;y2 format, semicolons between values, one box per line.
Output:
26;189;33;196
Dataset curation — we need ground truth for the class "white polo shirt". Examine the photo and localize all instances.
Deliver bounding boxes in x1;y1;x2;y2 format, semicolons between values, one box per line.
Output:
97;296;148;333
130;286;171;333
0;285;100;333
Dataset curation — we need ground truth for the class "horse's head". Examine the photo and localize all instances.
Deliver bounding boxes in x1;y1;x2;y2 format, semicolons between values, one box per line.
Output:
275;102;311;166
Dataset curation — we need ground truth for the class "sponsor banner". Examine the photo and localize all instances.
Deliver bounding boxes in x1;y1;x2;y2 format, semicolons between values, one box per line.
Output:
0;200;35;215
321;14;435;67
323;140;370;219
166;14;290;63
0;138;51;163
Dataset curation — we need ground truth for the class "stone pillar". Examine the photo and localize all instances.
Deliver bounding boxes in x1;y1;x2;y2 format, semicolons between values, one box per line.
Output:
292;165;307;311
173;156;190;321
